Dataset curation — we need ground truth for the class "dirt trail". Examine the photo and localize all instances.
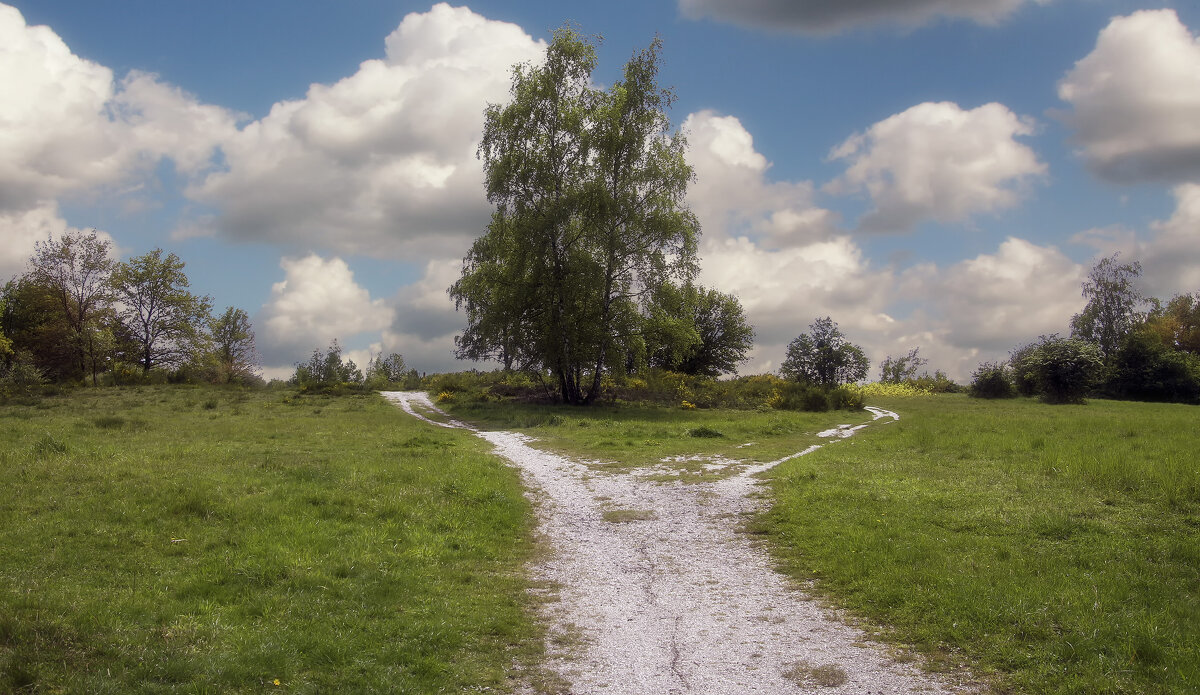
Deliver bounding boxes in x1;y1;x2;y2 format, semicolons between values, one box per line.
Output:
382;392;972;694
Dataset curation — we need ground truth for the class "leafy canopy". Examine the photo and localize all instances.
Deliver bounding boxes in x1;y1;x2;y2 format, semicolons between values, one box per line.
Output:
450;28;700;404
780;317;869;387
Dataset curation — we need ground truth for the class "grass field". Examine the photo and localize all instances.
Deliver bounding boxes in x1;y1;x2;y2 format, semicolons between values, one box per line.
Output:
451;393;1200;694
0;386;541;693
760;395;1199;695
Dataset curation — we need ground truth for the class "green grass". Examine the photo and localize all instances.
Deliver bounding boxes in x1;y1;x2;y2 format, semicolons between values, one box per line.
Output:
0;386;541;693
443;400;866;474
759;394;1199;695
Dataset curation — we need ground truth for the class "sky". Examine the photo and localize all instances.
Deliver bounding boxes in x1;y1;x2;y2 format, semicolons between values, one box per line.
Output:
3;0;1199;381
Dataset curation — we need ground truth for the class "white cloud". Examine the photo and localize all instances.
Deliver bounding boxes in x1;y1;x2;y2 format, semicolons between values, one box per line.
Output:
188;3;546;259
0;4;237;214
827;102;1046;231
906;237;1084;352
685;110;839;248
0;202;95;280
258;254;395;366
1057;9;1200;183
678;0;1047;34
1073;185;1200;299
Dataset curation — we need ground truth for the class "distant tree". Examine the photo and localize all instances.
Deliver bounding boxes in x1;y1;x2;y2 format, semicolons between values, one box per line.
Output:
292;340;363;390
111;249;213;375
1143;292;1200;355
781;317;869;387
1107;328;1200;403
451;29;699;404
365;352;408;386
1070;253;1147;369
27;230;115;384
879;347;927;383
1023;334;1103;404
207;307;259;384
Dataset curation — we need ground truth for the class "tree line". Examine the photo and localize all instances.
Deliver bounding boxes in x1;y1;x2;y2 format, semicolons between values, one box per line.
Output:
0;230;260;395
970;254;1200;404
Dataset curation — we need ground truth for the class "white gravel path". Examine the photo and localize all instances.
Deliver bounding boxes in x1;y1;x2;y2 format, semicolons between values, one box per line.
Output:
381;392;974;695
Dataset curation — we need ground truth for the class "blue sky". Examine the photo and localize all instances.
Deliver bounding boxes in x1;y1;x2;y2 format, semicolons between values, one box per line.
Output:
3;0;1199;380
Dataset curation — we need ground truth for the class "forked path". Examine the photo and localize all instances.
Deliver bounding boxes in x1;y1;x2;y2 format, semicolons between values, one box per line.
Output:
382;392;971;694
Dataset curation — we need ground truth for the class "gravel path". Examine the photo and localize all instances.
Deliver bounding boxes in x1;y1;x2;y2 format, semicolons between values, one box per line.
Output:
382;392;973;694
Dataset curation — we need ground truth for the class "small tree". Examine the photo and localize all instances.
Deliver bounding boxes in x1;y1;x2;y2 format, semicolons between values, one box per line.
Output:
28;229;115;384
111;249;213;375
879;347;927;383
780;317;869;387
292;341;363;391
207;307;259;384
1024;334;1103;404
365;352;408;387
1070;253;1146;369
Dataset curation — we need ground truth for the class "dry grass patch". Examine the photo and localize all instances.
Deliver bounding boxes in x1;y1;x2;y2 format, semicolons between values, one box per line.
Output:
783;660;849;687
601;508;657;523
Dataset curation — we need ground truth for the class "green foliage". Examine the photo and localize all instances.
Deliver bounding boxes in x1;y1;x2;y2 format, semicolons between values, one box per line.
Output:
111;248;213;375
451;29;699;404
1008;341;1040;397
364;353;415;390
23;230;116;384
1023;334;1104;404
645;283;754;376
291;341;365;393
878;347;927;383
1107;329;1200;403
780;317;869;387
0;350;47;400
1070;252;1147;368
204;306;260;384
969;361;1015;399
1144;292;1200;355
0;386;541;692
762;395;1200;695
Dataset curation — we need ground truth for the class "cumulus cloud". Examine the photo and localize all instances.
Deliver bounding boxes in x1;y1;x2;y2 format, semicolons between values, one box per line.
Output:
1057;10;1200;183
1073;185;1200;299
905;237;1084;353
678;0;1047;34
0;4;237;214
685;110;839;248
188;3;546;259
257;254;395;367
827;101;1046;231
0;202;96;280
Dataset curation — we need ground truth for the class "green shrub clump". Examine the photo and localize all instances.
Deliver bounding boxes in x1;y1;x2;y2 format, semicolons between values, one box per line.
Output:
969;362;1015;399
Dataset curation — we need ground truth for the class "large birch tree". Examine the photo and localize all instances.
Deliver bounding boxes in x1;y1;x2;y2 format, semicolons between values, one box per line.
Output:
451;29;699;404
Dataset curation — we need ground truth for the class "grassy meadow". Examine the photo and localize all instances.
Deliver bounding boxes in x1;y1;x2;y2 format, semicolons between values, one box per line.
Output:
451;392;1200;694
0;386;541;693
759;395;1199;695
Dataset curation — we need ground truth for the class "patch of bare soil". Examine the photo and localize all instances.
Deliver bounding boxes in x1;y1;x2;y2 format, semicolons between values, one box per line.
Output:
382;392;975;694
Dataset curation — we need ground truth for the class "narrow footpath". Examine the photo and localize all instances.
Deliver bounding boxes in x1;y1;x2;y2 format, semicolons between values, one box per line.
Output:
382;391;974;695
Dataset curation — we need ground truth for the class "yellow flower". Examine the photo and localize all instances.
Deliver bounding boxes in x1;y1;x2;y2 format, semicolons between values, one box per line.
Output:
273;679;281;686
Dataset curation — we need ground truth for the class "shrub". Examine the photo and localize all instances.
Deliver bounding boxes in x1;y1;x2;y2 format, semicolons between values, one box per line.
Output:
969;362;1015;399
1106;330;1200;403
0;350;46;399
1024;335;1103;404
